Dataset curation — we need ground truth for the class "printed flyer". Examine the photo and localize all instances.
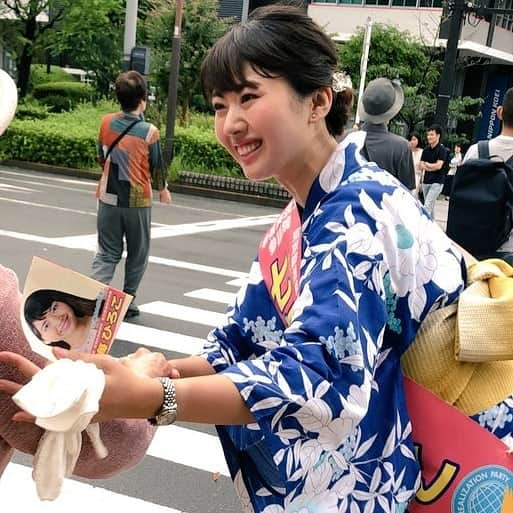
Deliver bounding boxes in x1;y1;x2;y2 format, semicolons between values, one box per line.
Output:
20;256;132;361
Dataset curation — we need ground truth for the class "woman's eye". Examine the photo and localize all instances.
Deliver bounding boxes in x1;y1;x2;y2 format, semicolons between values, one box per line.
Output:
241;93;257;103
212;102;225;112
51;303;57;312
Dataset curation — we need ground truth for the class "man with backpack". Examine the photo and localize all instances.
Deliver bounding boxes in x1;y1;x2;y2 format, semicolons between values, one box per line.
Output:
446;87;513;262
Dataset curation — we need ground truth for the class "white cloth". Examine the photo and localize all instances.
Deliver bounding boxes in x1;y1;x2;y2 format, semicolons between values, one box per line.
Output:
12;359;107;500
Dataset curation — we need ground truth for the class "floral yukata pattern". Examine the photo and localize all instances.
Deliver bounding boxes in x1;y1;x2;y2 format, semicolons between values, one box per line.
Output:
199;131;466;513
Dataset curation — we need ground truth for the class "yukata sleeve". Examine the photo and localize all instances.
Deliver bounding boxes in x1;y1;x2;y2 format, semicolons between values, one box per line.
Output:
207;197;390;445
147;125;167;191
199;261;287;372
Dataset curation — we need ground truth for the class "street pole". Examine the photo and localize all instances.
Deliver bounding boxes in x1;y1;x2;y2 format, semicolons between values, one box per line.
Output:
123;0;139;71
162;0;185;169
354;17;373;127
241;0;250;22
434;0;465;130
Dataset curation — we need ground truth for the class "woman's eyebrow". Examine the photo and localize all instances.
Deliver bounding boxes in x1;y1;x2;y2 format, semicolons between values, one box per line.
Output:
212;81;261;98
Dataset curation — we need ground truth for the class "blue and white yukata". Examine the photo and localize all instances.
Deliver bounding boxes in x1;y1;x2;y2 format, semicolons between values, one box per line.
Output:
200;132;467;513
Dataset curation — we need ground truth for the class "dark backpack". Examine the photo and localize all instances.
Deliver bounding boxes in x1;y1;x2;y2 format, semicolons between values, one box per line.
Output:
446;140;513;258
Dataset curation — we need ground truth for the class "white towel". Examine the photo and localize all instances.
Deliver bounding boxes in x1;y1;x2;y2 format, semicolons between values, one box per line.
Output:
12;359;108;500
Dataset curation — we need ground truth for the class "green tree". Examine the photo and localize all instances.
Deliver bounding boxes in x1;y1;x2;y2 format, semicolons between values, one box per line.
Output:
0;0;65;97
337;23;481;137
144;0;231;126
41;0;124;96
0;0;123;98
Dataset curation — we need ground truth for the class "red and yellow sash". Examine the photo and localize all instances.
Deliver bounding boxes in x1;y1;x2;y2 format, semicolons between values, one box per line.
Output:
258;200;513;512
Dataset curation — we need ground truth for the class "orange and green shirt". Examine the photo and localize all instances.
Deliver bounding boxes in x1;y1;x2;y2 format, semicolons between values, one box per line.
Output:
96;112;167;208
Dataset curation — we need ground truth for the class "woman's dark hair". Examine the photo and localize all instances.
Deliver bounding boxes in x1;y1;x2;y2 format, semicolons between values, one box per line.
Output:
200;4;352;137
408;132;421;145
115;70;147;112
24;289;97;342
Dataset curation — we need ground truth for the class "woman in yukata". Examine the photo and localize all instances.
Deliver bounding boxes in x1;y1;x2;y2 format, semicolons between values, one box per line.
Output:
5;5;512;513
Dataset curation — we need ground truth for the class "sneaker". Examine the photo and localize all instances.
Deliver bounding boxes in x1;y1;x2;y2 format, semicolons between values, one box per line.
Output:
125;303;140;318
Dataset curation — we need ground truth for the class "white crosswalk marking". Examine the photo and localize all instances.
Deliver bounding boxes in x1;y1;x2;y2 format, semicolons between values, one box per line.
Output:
184;288;235;305
226;277;247;288
148;425;229;476
0;463;183;512
139;301;225;327
117;322;205;355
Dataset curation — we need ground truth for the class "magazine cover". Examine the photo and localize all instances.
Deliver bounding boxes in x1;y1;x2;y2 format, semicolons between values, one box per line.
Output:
20;256;132;361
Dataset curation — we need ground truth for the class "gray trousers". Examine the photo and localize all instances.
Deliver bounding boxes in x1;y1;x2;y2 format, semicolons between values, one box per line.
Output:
91;201;151;298
422;182;443;219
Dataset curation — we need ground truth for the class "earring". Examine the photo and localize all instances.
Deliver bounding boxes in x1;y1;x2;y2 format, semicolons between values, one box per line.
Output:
311;113;317;120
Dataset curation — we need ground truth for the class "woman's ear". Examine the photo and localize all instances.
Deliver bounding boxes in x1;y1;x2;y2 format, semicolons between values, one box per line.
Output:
310;86;333;122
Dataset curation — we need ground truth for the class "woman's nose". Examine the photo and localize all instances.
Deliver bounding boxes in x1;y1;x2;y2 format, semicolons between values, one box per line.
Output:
223;106;246;136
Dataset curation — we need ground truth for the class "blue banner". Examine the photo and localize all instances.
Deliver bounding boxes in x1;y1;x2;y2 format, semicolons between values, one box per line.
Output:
477;72;511;141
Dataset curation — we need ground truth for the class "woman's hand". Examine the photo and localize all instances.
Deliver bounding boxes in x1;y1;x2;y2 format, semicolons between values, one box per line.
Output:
119;347;180;379
0;350;164;423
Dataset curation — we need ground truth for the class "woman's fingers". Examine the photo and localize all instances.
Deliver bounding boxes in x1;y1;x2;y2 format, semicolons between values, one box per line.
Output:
52;348;117;370
12;411;36;423
0;351;42;378
0;378;22;395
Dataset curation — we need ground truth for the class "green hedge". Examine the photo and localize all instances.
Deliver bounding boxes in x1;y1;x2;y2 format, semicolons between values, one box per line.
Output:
33;81;95;104
0;104;240;176
30;65;76;89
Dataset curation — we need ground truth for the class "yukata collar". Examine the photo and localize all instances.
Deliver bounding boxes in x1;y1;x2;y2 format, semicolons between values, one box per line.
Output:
301;130;368;221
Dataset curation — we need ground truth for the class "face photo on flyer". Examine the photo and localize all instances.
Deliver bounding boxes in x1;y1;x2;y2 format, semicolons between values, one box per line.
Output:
20;256;132;361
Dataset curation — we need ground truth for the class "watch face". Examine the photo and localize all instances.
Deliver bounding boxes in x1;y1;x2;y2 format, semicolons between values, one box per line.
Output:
156;409;177;426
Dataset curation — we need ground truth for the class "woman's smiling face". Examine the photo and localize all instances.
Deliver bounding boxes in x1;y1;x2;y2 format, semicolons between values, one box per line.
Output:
212;67;312;183
32;301;78;343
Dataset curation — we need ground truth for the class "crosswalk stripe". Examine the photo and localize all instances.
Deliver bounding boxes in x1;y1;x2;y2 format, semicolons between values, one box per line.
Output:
139;301;225;327
226;277;246;288
184;288;235;305
0;463;182;512
0;228;247;278
150;215;277;239
116;322;205;356
148;425;229;476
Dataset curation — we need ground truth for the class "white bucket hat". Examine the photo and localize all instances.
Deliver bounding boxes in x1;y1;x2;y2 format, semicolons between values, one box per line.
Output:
0;69;17;136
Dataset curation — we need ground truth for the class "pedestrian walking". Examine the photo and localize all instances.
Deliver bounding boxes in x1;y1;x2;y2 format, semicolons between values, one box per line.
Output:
91;70;172;318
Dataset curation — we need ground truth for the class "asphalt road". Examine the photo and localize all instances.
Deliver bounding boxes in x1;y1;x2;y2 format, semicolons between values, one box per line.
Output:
0;164;282;513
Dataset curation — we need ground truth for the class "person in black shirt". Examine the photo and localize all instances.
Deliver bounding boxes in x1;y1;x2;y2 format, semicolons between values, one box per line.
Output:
420;124;449;218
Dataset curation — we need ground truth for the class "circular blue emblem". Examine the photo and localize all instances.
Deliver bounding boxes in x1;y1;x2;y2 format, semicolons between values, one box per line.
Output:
452;465;513;513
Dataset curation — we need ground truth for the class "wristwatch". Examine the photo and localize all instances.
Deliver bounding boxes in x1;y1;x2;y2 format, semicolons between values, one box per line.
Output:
149;377;178;426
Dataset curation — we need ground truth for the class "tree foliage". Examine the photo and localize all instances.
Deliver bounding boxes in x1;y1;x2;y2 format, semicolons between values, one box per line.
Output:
144;0;231;126
41;0;124;96
337;23;481;138
0;0;123;97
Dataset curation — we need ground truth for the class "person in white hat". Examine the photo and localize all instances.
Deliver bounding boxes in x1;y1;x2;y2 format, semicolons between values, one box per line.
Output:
359;77;416;191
